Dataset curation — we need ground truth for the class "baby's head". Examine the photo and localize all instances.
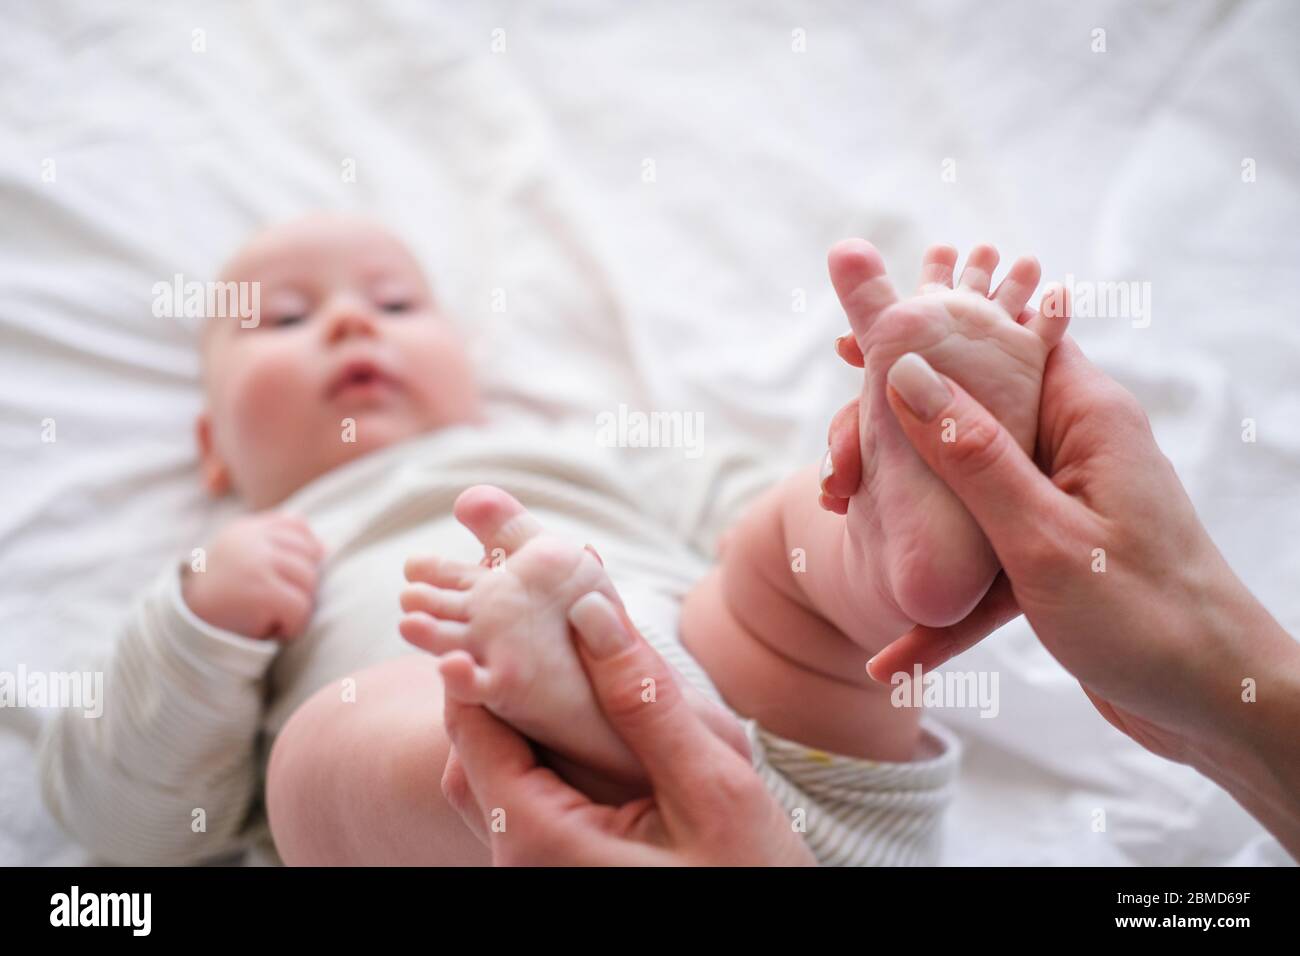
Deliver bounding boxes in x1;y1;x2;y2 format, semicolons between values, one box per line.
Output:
197;214;481;508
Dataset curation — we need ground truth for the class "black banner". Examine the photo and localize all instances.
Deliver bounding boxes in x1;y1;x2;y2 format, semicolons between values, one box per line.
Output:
0;866;1289;941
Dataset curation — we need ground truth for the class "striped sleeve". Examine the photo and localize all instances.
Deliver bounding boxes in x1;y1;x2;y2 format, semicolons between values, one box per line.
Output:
629;597;962;866
747;718;962;866
36;565;278;865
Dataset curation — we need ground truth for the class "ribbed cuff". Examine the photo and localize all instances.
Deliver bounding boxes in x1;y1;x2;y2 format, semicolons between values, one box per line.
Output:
154;566;280;681
749;715;962;795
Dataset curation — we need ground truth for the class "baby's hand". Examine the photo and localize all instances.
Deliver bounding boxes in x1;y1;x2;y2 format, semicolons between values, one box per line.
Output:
182;514;325;640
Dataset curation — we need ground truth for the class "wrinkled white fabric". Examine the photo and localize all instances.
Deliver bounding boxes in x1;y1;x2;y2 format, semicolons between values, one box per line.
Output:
2;0;1296;865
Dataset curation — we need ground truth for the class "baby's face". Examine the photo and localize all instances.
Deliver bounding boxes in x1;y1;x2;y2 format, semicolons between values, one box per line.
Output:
198;215;481;508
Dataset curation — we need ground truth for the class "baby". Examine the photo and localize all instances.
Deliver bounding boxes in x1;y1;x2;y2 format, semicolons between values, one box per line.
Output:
38;213;1068;866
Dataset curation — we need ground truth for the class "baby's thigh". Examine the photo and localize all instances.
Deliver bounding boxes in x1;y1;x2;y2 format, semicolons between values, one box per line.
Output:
267;653;490;865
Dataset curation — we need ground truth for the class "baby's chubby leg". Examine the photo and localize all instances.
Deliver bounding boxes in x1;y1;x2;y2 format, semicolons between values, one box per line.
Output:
681;465;923;761
266;654;490;865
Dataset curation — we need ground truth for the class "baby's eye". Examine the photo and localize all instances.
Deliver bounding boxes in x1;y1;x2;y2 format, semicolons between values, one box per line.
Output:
262;289;311;329
377;298;413;315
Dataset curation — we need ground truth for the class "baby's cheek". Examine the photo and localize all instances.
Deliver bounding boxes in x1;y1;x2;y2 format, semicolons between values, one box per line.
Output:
404;328;478;422
229;353;319;445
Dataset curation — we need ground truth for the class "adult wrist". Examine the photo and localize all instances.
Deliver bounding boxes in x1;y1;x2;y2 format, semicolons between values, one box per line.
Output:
1189;592;1300;858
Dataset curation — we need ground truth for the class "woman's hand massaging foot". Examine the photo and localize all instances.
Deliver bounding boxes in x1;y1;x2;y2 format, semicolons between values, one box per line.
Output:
819;241;1070;630
835;329;1299;762
400;485;748;795
403;245;1070;792
825;332;1300;857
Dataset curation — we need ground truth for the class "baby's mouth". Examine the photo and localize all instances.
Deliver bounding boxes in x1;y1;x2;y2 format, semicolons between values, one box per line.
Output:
326;358;402;402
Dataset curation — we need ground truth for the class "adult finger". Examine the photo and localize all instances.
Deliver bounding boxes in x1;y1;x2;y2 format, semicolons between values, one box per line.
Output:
444;700;662;865
882;353;1076;575
441;697;549;832
566;593;752;814
835;333;865;368
820;398;861;502
866;573;1022;682
439;739;489;845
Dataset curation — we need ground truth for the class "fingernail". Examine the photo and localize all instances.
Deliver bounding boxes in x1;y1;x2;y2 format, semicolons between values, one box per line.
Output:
819;449;834;491
568;591;632;659
835;334;849;351
886;353;950;422
584;543;604;566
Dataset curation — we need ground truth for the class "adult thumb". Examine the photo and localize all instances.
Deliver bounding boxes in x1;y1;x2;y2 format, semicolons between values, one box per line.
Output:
566;592;741;802
883;352;1064;568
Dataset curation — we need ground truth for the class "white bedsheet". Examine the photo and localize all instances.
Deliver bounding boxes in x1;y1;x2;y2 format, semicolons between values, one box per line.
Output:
2;0;1297;866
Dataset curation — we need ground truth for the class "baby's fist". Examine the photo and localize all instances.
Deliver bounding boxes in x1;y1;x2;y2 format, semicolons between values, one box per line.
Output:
183;513;325;640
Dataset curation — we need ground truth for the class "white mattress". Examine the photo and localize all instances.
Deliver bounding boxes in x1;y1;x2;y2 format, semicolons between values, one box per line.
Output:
2;0;1297;866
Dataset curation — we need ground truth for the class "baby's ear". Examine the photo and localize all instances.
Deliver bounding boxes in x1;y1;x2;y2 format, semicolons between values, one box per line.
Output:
195;413;231;497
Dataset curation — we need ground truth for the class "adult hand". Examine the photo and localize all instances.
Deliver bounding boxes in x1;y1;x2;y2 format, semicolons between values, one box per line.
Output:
831;331;1270;751
825;328;1300;855
441;592;816;866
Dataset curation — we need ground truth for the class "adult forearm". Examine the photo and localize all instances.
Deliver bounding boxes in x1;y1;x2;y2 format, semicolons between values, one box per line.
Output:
1192;600;1300;860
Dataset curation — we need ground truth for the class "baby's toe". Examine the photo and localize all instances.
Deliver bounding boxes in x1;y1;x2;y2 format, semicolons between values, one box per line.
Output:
436;652;494;705
916;244;958;293
404;554;482;590
991;255;1041;319
510;535;606;597
956;244;1000;295
401;583;470;621
454;485;542;561
1024;283;1071;348
400;612;471;655
827;238;899;340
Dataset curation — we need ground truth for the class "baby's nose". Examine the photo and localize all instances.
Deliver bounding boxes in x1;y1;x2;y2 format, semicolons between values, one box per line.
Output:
323;302;379;342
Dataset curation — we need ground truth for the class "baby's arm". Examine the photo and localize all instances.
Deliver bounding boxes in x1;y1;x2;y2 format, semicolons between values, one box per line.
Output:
37;514;321;864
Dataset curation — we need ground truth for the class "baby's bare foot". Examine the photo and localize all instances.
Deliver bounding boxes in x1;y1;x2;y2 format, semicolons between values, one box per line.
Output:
400;485;745;788
827;241;1069;629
